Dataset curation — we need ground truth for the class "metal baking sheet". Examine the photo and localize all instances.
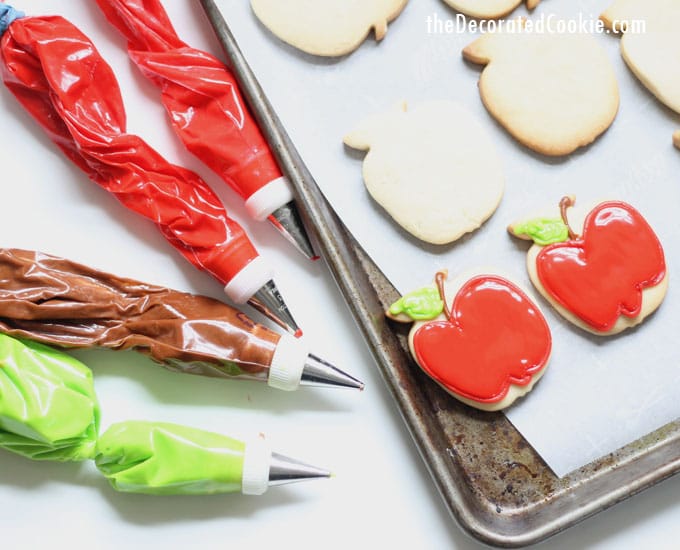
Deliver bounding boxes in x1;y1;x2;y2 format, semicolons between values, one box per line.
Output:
216;0;680;480
205;0;680;545
310;208;680;547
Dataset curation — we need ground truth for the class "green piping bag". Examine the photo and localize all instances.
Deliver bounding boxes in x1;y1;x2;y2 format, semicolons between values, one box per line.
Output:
0;333;99;461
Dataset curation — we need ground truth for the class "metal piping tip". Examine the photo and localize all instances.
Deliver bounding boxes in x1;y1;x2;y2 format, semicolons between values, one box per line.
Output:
248;280;302;337
199;0;318;263
268;201;318;261
300;353;365;390
268;452;331;487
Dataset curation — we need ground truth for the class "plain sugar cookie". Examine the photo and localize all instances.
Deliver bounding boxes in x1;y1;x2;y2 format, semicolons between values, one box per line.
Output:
508;196;668;335
442;0;541;20
387;269;552;411
601;0;680;114
250;0;408;57
463;30;619;156
343;101;504;245
674;130;680;150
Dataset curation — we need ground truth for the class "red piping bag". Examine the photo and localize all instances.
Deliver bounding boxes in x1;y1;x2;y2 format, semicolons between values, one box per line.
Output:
0;11;301;336
95;0;317;260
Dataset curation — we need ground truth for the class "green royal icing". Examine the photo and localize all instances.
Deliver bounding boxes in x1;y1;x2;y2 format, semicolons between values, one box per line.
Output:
0;334;249;496
513;218;570;246
0;334;100;461
95;421;246;495
389;286;444;321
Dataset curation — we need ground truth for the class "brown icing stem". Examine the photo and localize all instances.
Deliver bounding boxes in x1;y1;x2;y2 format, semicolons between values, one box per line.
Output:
559;196;579;241
435;270;453;322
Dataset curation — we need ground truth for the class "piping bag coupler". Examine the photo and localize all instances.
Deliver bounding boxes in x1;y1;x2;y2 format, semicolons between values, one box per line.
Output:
0;249;363;391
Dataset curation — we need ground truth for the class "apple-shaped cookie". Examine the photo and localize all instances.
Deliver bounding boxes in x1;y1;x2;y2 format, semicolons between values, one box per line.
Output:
674;130;680;150
388;270;552;411
250;0;408;57
442;0;541;20
601;0;680;115
344;100;504;245
509;196;668;335
463;29;619;156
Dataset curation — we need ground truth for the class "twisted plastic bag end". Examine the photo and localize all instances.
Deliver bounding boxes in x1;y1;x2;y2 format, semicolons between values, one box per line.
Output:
0;5;24;36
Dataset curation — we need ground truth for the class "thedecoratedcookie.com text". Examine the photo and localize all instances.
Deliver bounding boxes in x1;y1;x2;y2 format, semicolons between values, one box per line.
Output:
426;13;646;35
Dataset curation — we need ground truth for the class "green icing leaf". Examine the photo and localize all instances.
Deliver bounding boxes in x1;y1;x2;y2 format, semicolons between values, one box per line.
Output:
96;421;245;495
513;218;569;246
0;334;100;461
389;287;444;321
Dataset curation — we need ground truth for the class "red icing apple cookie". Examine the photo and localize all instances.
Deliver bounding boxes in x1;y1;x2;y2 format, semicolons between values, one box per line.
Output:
509;196;668;335
388;270;552;411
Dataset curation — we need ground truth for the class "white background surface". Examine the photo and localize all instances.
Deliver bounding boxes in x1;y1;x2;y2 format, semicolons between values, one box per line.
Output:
0;1;680;548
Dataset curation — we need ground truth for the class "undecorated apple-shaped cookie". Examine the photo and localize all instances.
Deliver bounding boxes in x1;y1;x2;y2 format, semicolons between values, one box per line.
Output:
387;270;552;411
250;0;408;57
674;130;680;150
509;196;668;335
442;0;541;20
343;101;504;245
601;0;680;115
463;30;619;156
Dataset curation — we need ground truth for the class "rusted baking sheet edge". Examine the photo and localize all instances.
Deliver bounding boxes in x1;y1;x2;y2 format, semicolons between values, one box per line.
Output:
198;2;680;546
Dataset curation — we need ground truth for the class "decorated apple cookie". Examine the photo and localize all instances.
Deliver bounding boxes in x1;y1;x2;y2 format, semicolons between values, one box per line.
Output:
462;30;619;156
509;196;668;335
344;100;504;245
388;270;552;411
250;0;408;57
442;0;541;20
601;0;680;116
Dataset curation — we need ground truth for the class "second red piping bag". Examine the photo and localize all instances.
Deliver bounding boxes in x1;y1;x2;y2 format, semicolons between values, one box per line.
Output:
0;9;301;336
95;0;317;260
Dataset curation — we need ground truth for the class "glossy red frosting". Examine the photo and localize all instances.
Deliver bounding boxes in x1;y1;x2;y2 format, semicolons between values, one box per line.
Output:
536;201;666;332
413;275;551;403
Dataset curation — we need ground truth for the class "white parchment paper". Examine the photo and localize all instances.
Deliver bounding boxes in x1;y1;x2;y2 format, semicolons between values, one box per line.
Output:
218;0;680;477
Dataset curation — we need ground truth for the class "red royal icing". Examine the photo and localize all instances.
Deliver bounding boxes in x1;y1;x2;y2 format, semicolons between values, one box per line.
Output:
412;275;552;403
536;201;666;332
